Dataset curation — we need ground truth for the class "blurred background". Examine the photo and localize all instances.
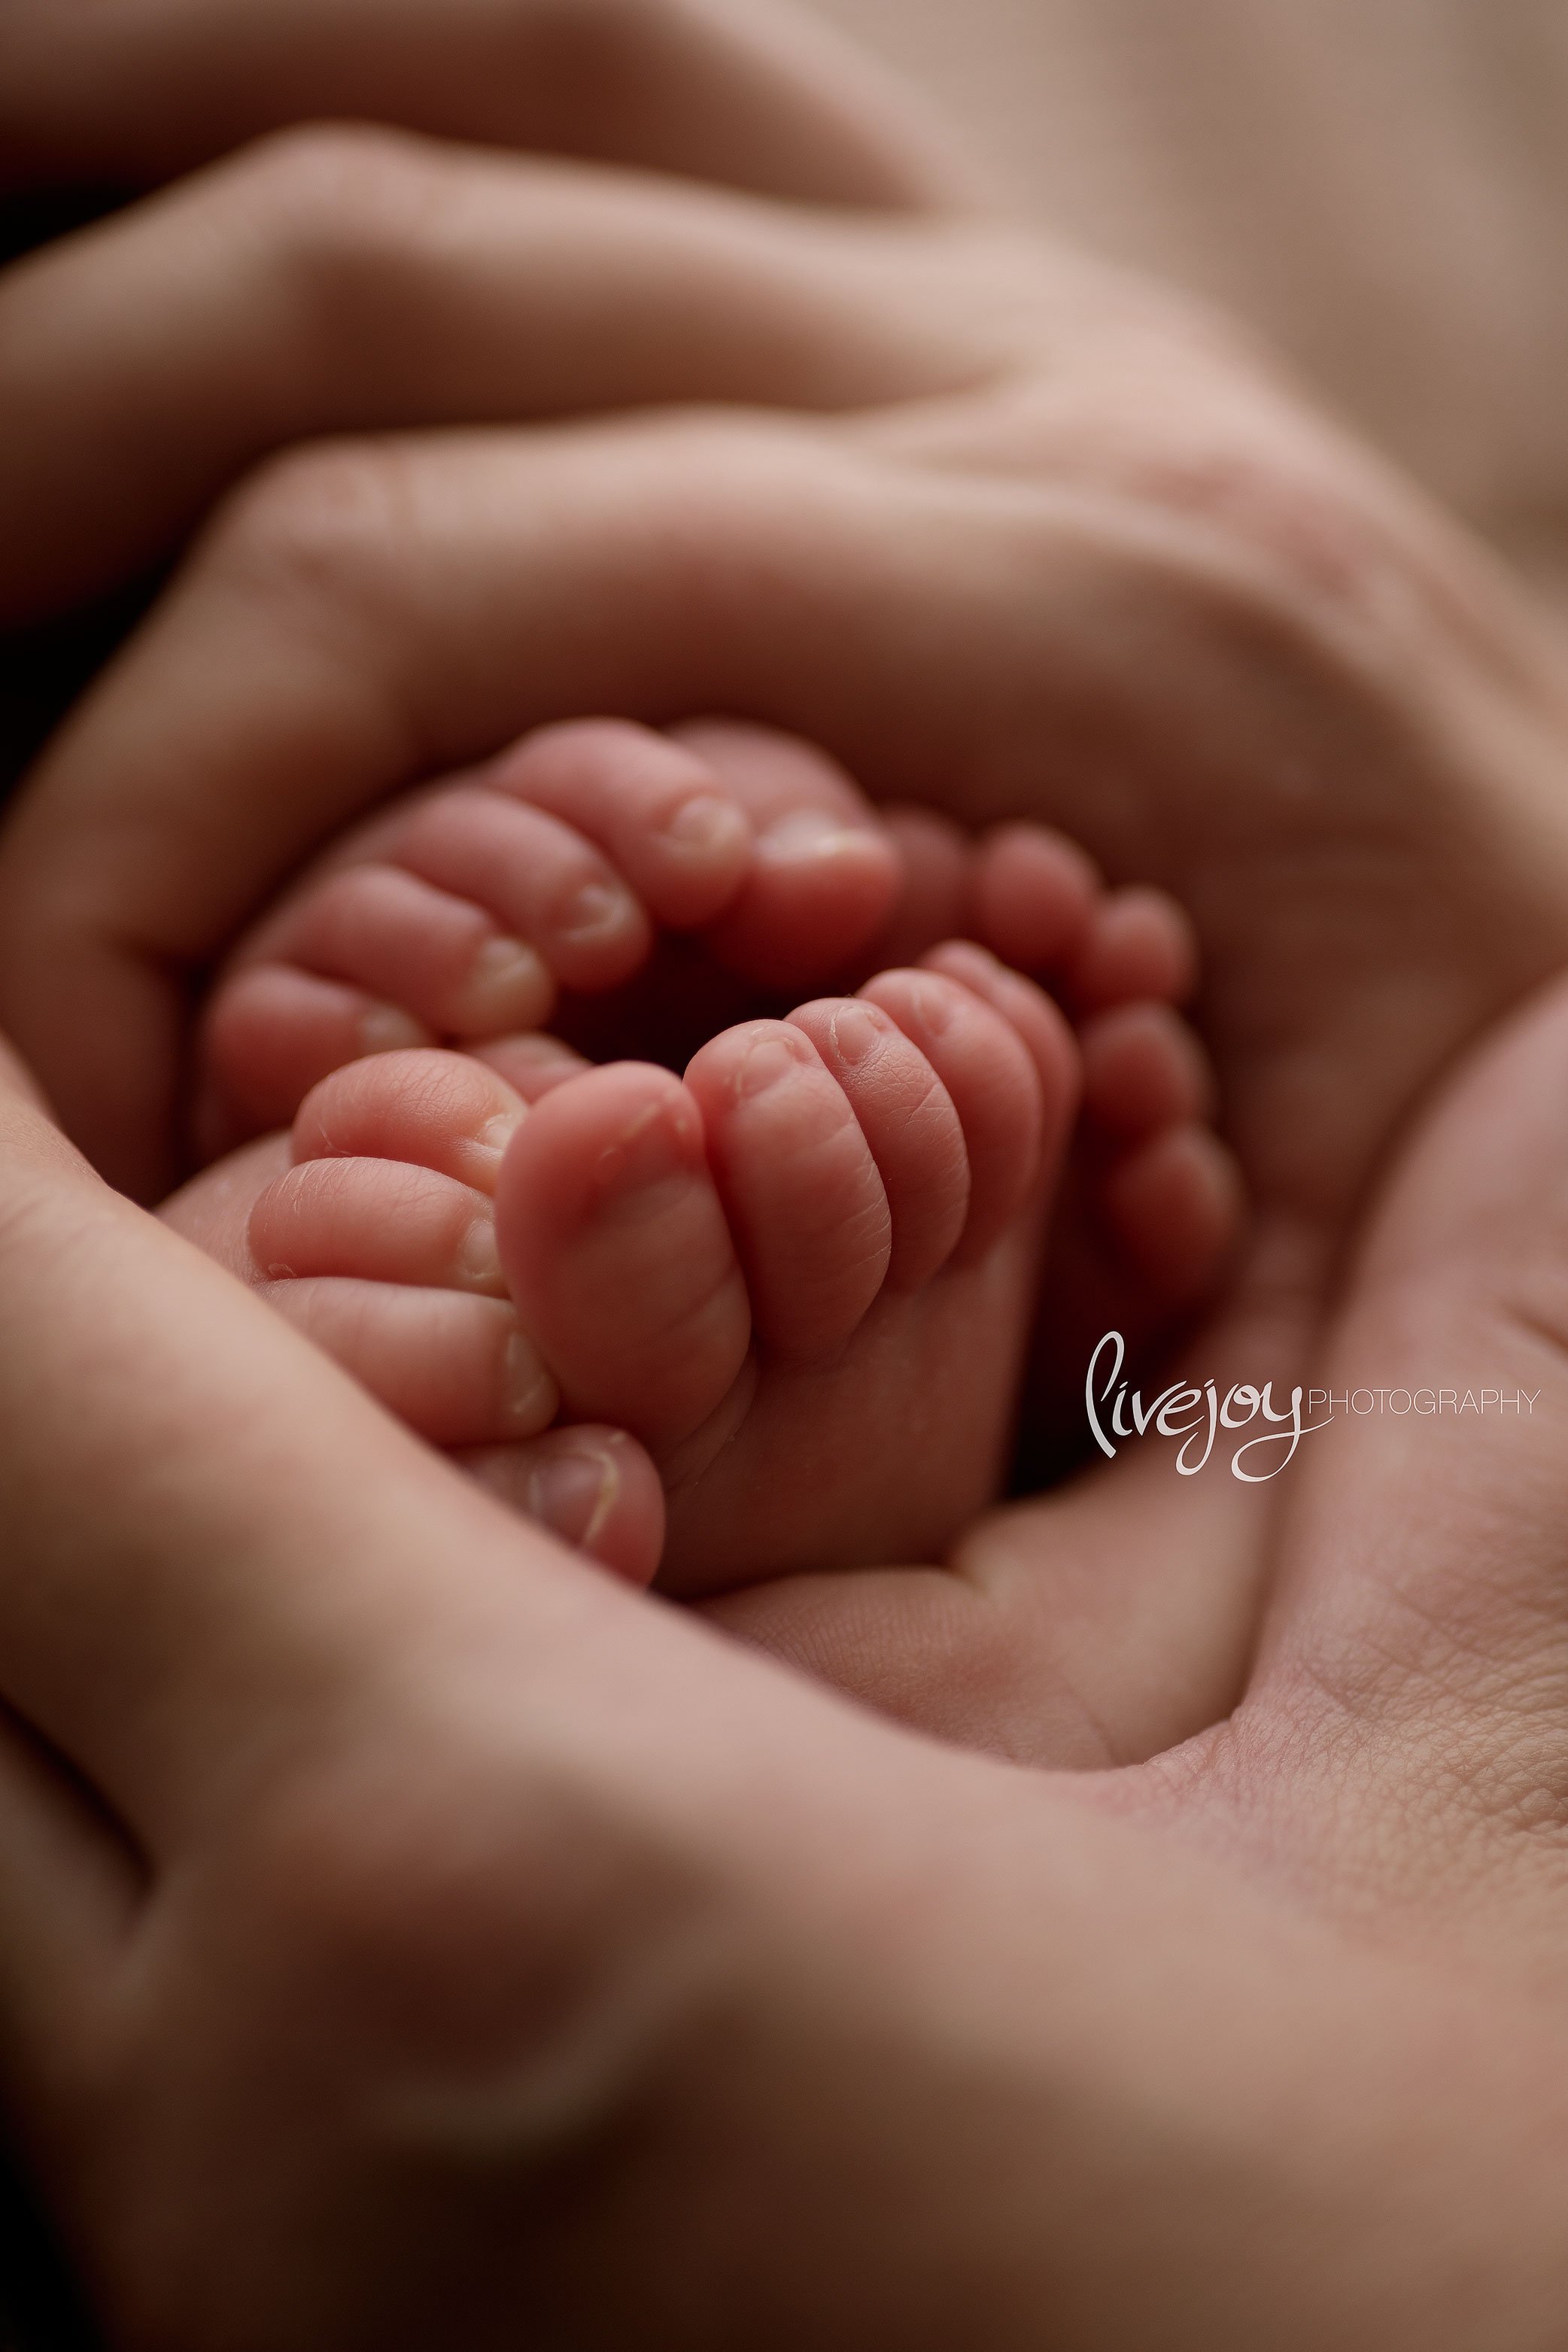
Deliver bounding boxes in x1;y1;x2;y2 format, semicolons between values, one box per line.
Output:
813;0;1568;625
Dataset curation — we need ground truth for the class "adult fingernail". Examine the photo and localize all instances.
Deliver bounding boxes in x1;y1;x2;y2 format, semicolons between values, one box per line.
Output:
529;1445;618;1551
501;1331;559;1434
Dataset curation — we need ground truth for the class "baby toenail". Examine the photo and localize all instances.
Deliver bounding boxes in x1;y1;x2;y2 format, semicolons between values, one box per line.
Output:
468;936;551;1015
469;1106;526;1178
828;1001;886;1068
737;1029;811;1098
594;1099;694;1193
455;1214;505;1292
558;880;632;943
502;1330;560;1436
757;811;869;865
664;793;749;855
358;1004;426;1055
907;977;956;1035
528;1445;619;1551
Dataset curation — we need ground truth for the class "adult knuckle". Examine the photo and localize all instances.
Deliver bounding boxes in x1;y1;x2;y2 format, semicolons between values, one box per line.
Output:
1161;426;1404;619
986;239;1422;627
1116;353;1418;624
212;121;466;357
234;1738;691;2031
206;437;416;611
223;119;444;268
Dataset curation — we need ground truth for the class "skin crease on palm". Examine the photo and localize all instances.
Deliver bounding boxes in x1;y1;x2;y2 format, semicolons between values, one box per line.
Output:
0;7;1567;2339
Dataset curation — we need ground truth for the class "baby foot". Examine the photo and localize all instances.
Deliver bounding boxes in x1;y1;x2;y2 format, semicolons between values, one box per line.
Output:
858;804;1244;1457
162;1049;667;1587
196;717;904;1152
199;707;1239;1418
883;808;1241;1297
175;951;1079;1599
497;951;1079;1594
187;708;1242;1551
171;921;1235;1597
190;956;1086;1598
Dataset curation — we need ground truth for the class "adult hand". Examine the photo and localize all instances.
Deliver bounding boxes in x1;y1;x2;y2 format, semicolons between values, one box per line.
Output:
6;70;1568;1752
2;980;1568;2349
0;0;960;219
0;0;963;815
8;0;1568;1761
4;0;1564;1238
0;0;965;631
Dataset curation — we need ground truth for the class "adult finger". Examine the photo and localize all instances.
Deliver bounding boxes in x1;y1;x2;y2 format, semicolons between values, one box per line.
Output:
0;0;968;211
0;1710;142;2108
0;1039;617;1851
0;415;871;1193
2;394;1536;1212
0;133;996;625
0;399;1405;1202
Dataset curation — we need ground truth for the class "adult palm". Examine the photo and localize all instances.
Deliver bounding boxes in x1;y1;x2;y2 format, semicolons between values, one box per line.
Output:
2;0;1568;1761
0;970;1566;2347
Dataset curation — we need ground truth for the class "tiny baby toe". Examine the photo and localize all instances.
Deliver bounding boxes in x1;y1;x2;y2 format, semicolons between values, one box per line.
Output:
250;1156;507;1296
480;721;753;929
248;863;557;1041
496;1062;752;1448
1072;886;1199;1013
261;1278;559;1447
856;804;971;970
462;1425;666;1589
291;1050;527;1196
919;941;1081;1115
859;968;1048;1265
199;965;431;1145
469;1033;594;1105
1080;1002;1216;1142
674;721;902;992
395;786;654;993
1102;1123;1246;1305
684;1019;892;1358
971;822;1101;975
786;995;969;1291
702;816;904;994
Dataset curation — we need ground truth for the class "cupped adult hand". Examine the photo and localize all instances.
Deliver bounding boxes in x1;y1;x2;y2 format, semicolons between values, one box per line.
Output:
3;981;1568;2350
0;0;965;857
5;0;1567;1239
0;0;966;631
7;0;1568;1757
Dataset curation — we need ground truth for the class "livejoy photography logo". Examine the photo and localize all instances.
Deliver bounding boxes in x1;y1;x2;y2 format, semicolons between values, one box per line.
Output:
1086;1331;1321;1483
1086;1333;1545;1484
